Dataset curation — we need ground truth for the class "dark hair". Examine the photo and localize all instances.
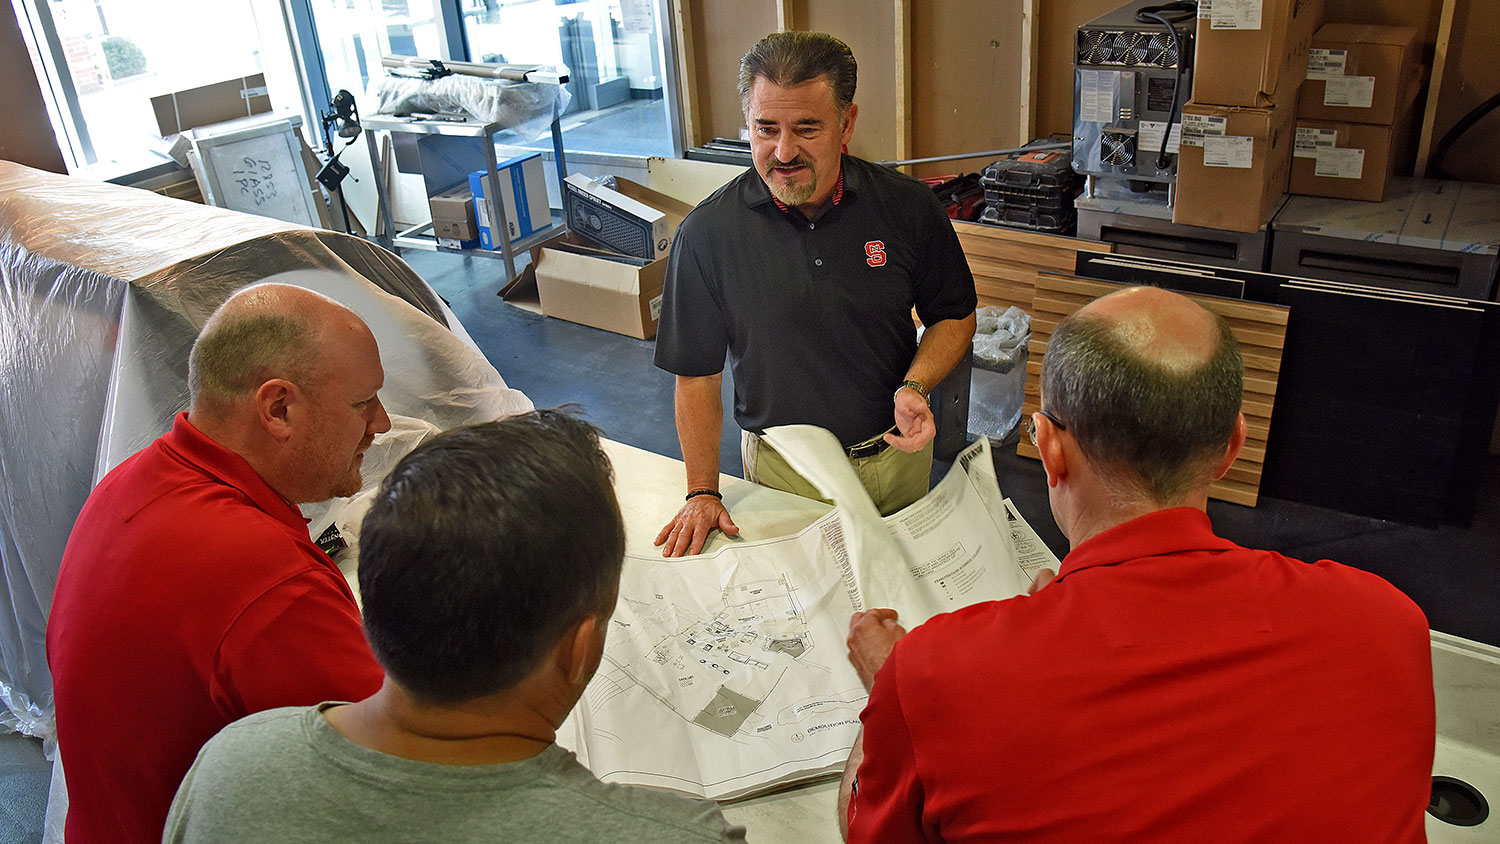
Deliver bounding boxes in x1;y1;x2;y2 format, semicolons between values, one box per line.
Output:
1041;307;1243;504
357;410;625;704
738;31;857;115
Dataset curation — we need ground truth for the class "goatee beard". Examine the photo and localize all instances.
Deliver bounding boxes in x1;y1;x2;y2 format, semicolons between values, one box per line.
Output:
763;161;816;207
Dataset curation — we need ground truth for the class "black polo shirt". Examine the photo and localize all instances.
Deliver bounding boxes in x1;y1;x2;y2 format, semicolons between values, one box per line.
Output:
654;155;976;447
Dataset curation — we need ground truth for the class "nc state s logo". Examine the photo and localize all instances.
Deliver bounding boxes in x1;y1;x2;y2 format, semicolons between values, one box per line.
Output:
864;240;887;267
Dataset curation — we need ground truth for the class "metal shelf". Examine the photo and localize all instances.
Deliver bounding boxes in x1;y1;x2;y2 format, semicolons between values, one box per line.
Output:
363;102;569;281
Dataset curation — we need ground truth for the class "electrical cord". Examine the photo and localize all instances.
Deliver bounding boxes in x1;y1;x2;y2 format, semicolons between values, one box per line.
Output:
1136;2;1197;170
1431;89;1500;180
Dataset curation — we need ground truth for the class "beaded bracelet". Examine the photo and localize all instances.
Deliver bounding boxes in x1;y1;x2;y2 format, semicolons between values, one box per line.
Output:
685;489;723;501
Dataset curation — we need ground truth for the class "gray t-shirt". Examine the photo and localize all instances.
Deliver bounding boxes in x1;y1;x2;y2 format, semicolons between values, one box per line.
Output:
164;703;747;843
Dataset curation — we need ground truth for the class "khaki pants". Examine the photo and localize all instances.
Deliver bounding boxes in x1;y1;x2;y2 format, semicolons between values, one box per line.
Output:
742;429;934;516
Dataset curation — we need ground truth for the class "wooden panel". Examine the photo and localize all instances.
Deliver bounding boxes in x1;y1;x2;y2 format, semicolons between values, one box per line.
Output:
954;219;1112;314
693;1;779;143
895;0;912;164
909;0;1026;177
1018;272;1290;508
802;0;898;160
1419;0;1500;184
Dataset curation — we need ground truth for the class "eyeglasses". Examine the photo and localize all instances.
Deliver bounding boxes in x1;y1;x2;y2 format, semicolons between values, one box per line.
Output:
1024;409;1068;447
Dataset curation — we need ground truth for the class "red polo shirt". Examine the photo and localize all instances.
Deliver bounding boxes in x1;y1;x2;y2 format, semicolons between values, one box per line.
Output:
848;507;1434;843
47;413;383;844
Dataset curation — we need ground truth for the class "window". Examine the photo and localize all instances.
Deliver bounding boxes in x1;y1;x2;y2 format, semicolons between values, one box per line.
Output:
461;0;677;157
15;0;683;181
14;0;306;178
309;0;440;102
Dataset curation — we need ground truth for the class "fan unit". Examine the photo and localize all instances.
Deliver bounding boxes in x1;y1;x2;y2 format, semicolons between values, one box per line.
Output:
1073;1;1196;184
1100;130;1136;167
1078;30;1113;65
1146;32;1178;67
1113;32;1150;66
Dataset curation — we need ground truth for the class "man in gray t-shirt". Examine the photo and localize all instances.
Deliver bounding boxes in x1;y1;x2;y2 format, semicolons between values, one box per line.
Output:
165;412;745;843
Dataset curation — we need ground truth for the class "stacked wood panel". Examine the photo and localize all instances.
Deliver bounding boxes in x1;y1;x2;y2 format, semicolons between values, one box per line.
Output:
1018;273;1288;507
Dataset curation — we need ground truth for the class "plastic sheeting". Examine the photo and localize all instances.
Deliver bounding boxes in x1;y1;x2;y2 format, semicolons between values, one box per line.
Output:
0;161;533;743
368;74;570;141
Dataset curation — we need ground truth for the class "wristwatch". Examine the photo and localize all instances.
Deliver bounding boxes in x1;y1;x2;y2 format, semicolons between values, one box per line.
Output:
894;379;930;406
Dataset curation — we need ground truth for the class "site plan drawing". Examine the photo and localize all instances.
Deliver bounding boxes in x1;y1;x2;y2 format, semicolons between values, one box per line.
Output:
559;432;1061;800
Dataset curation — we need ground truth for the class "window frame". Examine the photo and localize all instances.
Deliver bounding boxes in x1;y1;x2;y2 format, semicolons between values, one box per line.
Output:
15;0;686;184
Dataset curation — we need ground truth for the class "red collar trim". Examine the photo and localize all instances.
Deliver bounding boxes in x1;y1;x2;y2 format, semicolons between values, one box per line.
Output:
772;169;845;215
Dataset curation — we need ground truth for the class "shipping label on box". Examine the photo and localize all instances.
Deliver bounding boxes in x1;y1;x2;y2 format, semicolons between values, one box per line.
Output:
1306;48;1348;79
1180;113;1228;147
1204;0;1264;30
1204;136;1255;168
1322;76;1376;109
469;153;550;250
1294;126;1339;157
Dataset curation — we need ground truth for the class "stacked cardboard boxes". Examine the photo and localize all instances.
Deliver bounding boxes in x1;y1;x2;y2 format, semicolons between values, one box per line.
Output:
1290;24;1423;202
1174;0;1325;233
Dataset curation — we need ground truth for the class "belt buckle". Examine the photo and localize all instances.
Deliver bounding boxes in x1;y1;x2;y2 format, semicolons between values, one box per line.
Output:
846;438;890;460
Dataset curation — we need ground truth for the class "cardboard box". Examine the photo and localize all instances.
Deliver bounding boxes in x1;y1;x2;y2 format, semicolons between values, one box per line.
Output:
1298;24;1422;125
438;236;480;250
1289;119;1404;202
1174;100;1295;232
563;174;693;260
1193;0;1325;107
500;231;665;339
469;153;550;250
151;74;271;137
427;183;478;240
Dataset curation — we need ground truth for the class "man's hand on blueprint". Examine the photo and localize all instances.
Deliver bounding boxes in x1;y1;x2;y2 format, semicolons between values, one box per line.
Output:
1028;568;1057;594
847;609;907;691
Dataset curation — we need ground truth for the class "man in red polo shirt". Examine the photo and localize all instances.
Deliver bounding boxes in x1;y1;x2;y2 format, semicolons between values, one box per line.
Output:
47;283;389;844
840;286;1435;843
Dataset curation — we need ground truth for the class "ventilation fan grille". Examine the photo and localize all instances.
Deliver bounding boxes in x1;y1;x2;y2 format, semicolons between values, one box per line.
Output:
1101;131;1136;167
1077;27;1186;68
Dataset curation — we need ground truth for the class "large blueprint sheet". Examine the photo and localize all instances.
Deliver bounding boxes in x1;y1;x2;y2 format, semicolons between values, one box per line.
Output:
559;433;1058;799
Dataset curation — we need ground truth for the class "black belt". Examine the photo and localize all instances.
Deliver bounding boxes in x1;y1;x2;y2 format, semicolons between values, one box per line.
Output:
846;437;892;460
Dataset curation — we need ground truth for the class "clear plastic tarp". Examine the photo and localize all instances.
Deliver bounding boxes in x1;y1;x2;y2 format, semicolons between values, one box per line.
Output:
0;161;532;744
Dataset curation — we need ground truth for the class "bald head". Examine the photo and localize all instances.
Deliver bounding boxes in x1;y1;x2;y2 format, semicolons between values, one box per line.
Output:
189;284;364;415
1041;286;1243;504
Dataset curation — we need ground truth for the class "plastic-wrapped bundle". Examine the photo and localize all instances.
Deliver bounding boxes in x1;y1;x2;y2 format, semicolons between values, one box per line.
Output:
368;74;571;141
972;305;1031;374
969;305;1033;443
0;161;533;750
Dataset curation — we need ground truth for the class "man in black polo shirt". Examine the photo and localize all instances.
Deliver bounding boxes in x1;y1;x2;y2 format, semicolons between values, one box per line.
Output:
653;30;977;557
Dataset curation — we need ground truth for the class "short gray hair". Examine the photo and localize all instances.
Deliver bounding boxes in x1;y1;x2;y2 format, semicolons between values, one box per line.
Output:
188;311;312;410
1041;308;1243;504
739;31;857;116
